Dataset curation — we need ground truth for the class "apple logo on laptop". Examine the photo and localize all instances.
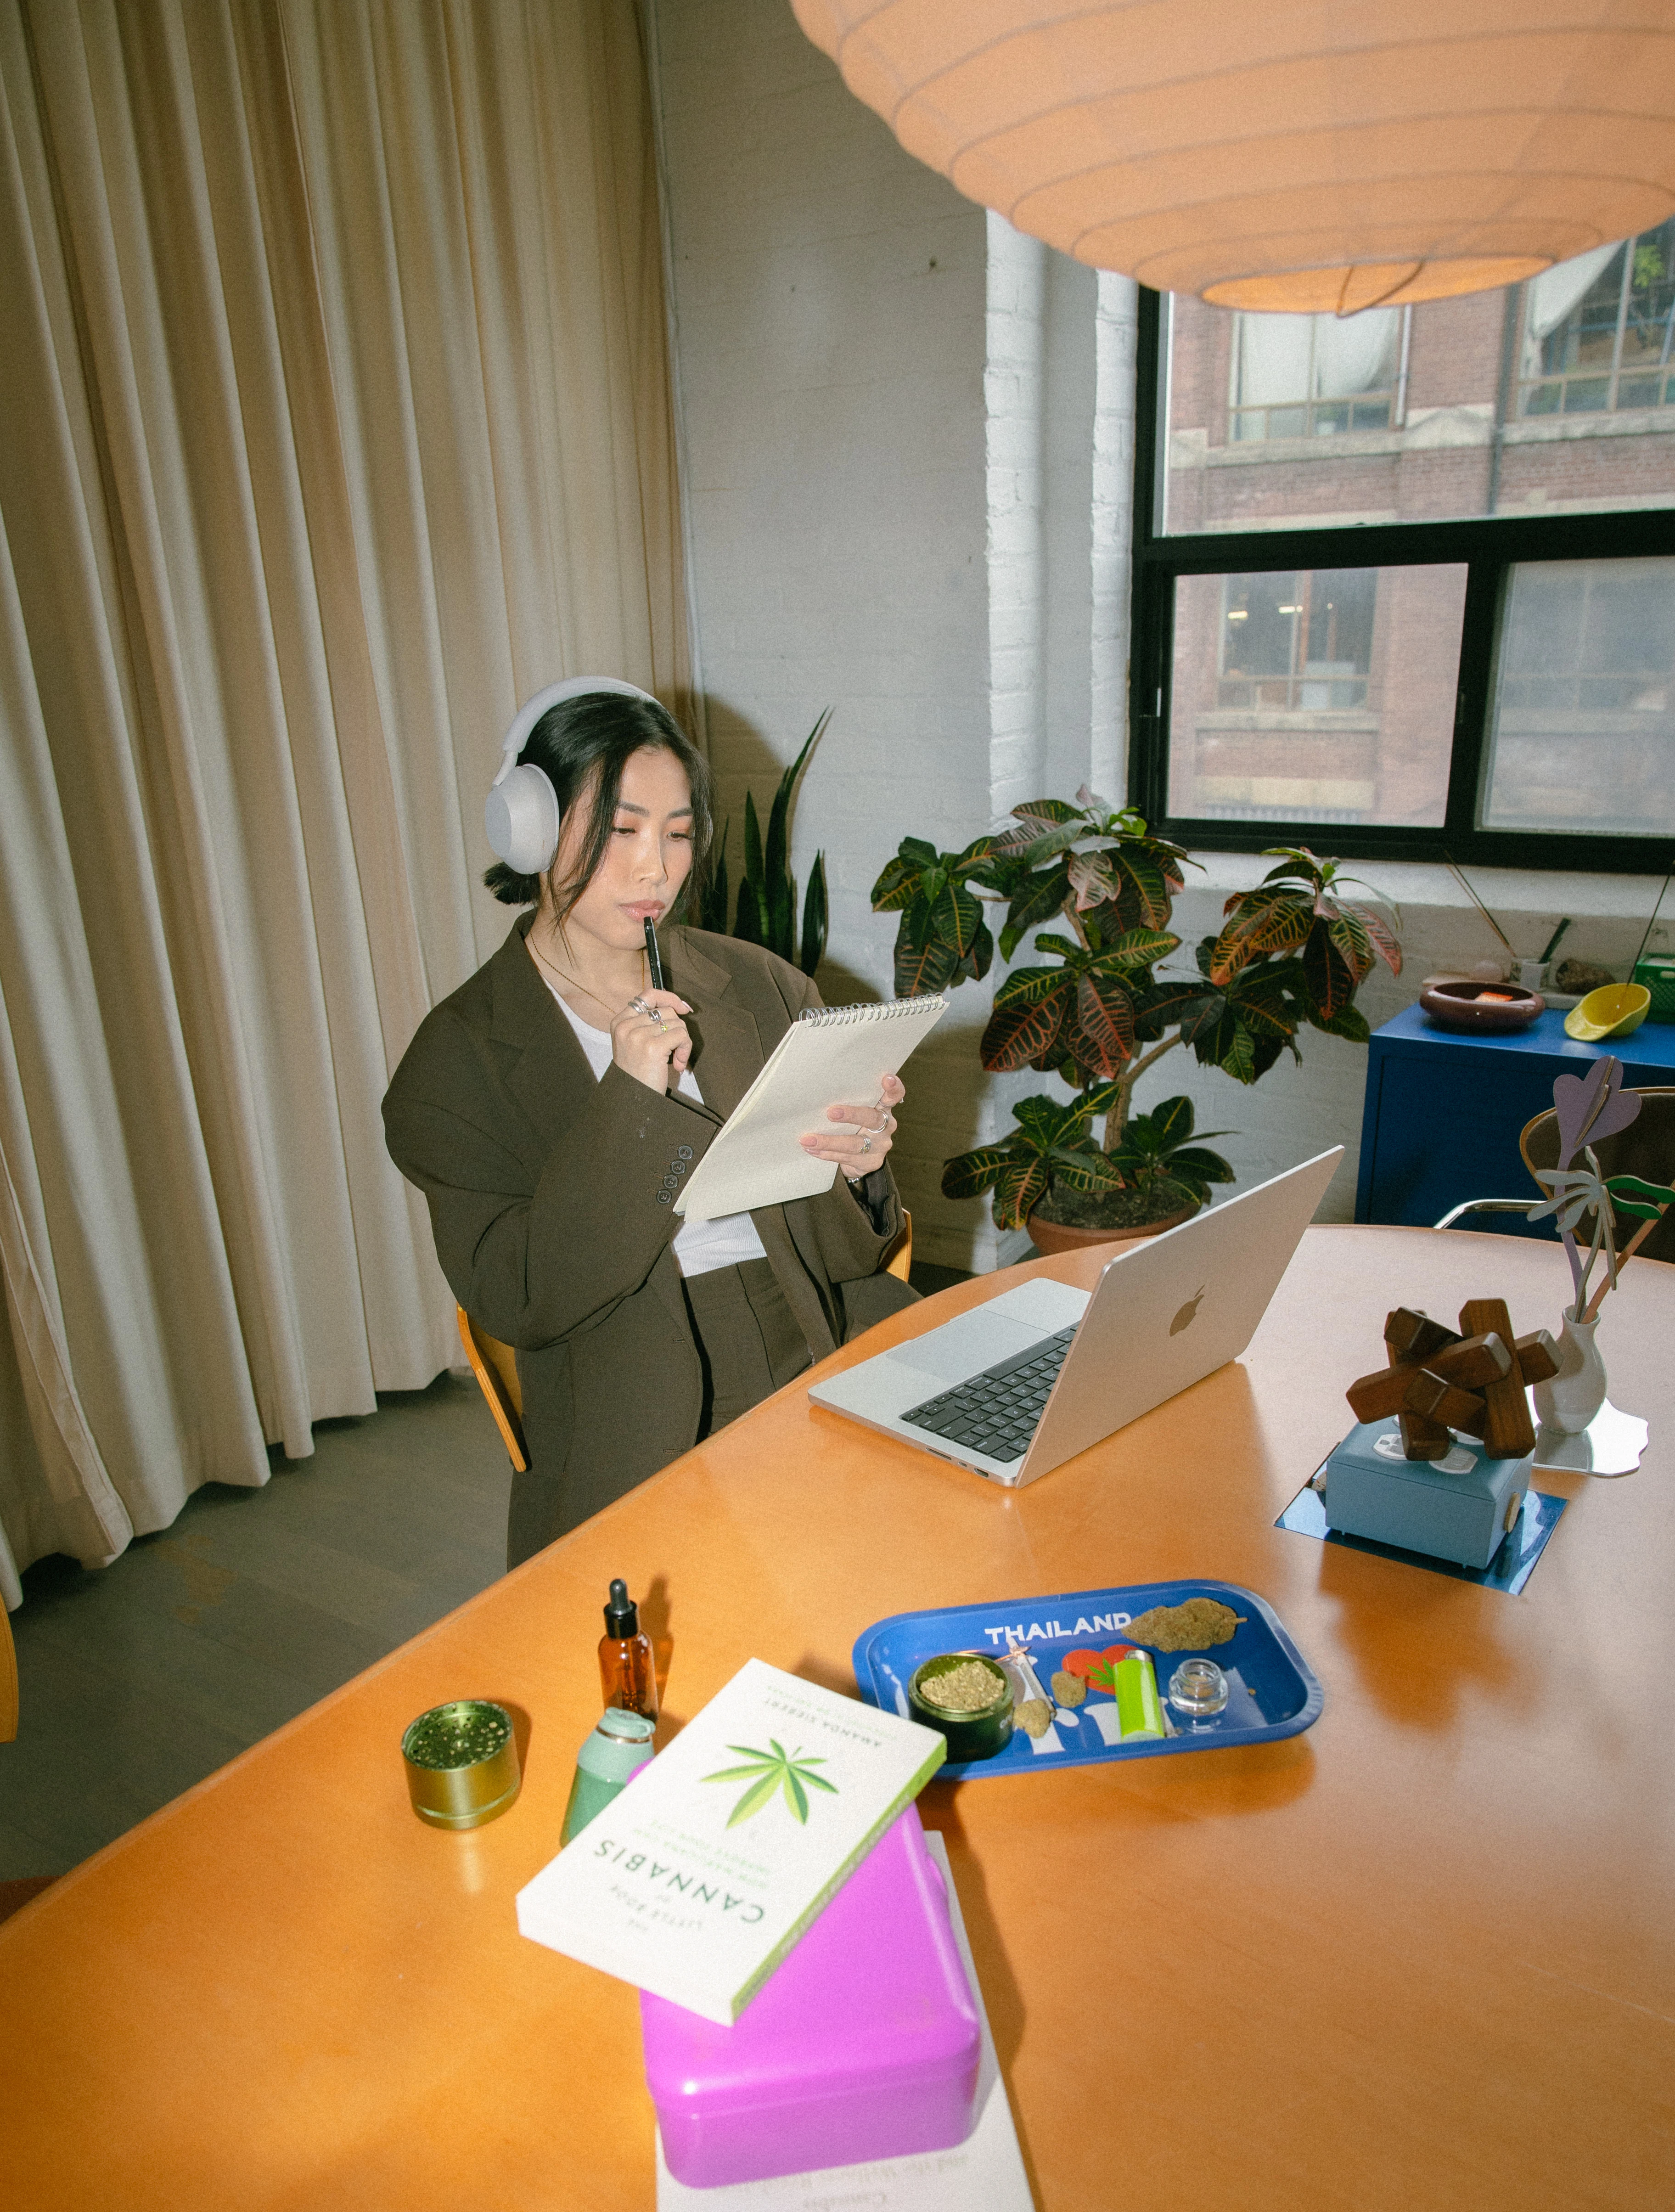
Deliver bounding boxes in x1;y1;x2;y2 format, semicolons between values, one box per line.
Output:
1170;1287;1206;1336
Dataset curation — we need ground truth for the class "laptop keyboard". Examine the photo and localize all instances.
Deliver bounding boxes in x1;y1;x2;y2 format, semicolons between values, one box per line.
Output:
901;1326;1079;1463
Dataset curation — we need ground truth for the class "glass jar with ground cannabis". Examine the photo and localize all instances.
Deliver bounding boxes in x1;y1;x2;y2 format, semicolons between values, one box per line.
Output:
907;1652;1013;1763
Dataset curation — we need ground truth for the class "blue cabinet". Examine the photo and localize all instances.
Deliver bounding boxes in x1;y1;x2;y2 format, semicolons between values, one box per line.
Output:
1355;1005;1675;1236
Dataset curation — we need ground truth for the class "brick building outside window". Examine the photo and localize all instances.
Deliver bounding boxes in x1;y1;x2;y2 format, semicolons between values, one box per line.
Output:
1147;223;1675;850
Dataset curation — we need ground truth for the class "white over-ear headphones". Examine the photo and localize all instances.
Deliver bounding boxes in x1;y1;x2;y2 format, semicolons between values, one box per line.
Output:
484;676;662;876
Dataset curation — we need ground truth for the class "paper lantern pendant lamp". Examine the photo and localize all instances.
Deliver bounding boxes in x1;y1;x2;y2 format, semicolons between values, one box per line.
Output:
791;1;1675;310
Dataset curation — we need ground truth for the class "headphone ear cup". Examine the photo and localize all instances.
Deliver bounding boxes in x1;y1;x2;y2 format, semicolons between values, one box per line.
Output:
484;764;561;876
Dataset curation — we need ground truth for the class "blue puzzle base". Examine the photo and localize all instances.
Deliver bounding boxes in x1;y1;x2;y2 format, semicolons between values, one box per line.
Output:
1278;1475;1566;1595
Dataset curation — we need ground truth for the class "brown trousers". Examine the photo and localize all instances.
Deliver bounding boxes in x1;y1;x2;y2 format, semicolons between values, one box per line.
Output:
683;1257;814;1435
506;1259;811;1568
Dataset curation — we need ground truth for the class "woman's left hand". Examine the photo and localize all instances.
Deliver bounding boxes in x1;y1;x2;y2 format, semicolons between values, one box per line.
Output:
799;1073;905;1183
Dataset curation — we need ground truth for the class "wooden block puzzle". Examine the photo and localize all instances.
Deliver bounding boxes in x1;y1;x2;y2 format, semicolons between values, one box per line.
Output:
1348;1306;1557;1462
1380;1308;1453;1459
1457;1299;1536;1458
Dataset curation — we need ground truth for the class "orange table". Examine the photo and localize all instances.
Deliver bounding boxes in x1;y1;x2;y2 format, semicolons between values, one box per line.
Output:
2;1228;1672;2210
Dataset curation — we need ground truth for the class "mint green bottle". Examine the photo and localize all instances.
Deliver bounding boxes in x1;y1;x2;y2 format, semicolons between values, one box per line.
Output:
561;1706;657;1844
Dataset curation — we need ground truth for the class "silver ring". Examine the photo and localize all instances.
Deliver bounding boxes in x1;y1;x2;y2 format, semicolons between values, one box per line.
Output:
860;1132;872;1154
628;995;649;1016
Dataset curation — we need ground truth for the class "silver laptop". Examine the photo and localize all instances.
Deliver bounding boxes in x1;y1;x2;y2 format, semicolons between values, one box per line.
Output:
810;1148;1343;1486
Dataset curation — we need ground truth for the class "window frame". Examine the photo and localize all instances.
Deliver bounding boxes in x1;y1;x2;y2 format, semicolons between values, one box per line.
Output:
1128;285;1675;874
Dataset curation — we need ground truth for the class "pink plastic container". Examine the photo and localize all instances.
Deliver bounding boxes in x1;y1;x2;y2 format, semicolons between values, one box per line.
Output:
641;1806;981;2187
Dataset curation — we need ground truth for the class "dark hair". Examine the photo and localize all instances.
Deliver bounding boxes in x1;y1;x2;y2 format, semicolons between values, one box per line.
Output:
483;691;712;918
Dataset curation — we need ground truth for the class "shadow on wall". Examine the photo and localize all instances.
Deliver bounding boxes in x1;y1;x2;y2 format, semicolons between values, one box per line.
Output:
698;697;796;846
693;695;1001;1271
688;696;873;982
883;1025;999;1272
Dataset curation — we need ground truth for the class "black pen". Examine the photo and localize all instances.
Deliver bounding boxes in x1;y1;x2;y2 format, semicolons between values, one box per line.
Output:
644;916;665;993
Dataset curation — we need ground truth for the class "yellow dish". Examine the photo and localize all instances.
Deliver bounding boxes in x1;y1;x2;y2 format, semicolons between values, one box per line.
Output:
1564;983;1651;1041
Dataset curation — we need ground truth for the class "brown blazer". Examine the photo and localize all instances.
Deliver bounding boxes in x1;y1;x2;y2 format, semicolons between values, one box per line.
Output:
382;918;915;1536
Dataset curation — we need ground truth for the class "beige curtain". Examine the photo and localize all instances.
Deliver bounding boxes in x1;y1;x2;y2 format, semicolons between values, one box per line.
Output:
0;0;690;1606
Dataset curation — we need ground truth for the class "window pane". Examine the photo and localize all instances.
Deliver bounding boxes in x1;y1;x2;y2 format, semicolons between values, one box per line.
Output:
1160;224;1675;535
1168;565;1466;825
1481;558;1675;835
1519;222;1675;419
1229;310;1400;444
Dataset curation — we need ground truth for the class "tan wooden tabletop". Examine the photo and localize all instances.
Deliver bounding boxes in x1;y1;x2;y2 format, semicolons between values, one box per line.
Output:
2;1226;1671;2210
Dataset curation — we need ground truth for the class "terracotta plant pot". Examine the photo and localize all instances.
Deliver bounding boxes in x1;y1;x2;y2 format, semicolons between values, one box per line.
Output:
1026;1200;1198;1257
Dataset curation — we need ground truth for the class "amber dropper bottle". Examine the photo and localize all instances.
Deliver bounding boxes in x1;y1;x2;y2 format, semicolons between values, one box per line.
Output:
598;1578;658;1720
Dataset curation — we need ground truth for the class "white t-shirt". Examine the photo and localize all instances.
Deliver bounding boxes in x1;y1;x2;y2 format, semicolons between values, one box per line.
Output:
544;985;770;1280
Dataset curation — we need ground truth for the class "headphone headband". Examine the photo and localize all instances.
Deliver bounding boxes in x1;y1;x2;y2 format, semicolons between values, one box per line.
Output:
491;675;663;788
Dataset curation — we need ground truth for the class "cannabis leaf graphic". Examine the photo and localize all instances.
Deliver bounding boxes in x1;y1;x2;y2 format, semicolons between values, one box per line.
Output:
702;1740;839;1828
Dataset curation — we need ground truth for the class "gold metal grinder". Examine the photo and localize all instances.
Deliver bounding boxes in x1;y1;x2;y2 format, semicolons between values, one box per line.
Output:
401;1699;521;1829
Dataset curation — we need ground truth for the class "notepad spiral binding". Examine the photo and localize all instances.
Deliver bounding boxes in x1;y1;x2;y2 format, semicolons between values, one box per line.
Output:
798;997;947;1026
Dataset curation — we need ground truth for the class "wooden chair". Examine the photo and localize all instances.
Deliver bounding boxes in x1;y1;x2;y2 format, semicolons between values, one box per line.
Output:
456;1215;914;1470
882;1207;913;1284
456;1306;528;1473
1;1600;56;1925
1520;1089;1675;1264
2;1597;17;1747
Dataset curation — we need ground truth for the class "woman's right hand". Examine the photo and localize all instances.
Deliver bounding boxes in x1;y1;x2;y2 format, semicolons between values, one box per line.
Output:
611;990;693;1093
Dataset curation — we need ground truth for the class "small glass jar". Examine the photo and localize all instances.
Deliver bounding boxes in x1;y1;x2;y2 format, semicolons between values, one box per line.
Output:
1166;1658;1229;1728
907;1653;1014;1762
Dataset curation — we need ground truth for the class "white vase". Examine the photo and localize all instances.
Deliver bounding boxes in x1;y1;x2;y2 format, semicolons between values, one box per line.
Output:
1533;1309;1608;1436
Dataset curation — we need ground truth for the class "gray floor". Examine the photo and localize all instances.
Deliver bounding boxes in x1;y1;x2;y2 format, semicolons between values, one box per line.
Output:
0;1260;971;1881
0;1375;509;1881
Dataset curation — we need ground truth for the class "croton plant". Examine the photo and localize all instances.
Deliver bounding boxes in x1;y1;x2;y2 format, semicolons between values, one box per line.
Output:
871;790;1401;1232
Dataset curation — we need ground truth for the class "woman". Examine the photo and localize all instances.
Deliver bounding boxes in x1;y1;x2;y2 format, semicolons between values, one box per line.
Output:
382;680;916;1566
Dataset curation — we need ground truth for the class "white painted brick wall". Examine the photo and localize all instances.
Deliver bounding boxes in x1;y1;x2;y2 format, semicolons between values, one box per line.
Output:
985;214;1047;824
652;0;996;1268
1091;274;1138;799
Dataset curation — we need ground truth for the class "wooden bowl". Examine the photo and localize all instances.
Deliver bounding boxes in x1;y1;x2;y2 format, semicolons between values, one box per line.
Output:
1419;980;1546;1033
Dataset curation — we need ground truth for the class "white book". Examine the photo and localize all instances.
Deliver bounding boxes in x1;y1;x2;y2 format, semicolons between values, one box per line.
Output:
654;1832;1036;2212
675;996;948;1222
516;1659;947;2025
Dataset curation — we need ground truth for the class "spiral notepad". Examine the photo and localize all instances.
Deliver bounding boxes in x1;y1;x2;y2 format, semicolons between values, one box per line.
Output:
674;996;948;1222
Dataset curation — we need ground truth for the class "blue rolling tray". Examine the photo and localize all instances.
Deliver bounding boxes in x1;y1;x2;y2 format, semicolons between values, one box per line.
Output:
853;1580;1323;1780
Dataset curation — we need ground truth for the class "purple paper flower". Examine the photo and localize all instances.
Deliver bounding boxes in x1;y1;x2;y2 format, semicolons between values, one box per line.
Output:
1548;1058;1639;1312
1552;1058;1641;1170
